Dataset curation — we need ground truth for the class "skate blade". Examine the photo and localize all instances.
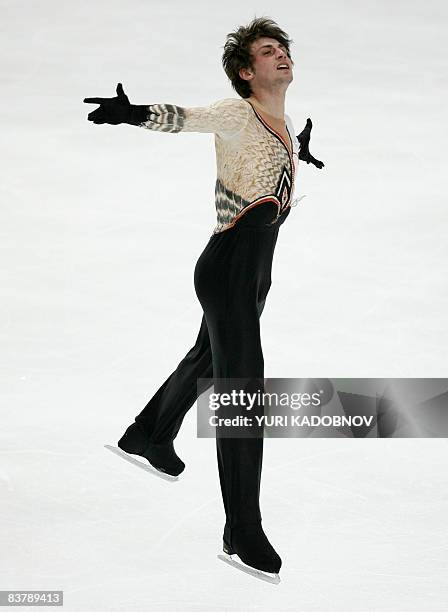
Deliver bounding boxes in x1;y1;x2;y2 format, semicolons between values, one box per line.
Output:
217;553;281;584
104;445;179;482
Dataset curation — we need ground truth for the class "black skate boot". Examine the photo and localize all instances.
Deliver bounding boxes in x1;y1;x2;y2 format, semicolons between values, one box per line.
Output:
117;422;185;477
219;522;282;583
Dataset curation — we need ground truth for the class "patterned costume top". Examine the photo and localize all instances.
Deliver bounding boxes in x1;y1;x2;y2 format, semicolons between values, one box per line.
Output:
138;98;300;234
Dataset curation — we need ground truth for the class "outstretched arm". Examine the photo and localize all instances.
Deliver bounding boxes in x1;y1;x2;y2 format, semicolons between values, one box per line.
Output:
83;83;250;138
296;118;325;169
140;99;250;137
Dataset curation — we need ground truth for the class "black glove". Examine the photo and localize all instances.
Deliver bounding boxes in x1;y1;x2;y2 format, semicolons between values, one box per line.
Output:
83;82;149;126
296;118;325;169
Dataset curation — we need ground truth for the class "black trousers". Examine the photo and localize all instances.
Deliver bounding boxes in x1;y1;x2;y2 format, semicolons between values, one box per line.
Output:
135;204;291;528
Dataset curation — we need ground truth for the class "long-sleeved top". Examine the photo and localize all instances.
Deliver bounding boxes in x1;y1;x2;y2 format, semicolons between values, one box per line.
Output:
138;98;300;234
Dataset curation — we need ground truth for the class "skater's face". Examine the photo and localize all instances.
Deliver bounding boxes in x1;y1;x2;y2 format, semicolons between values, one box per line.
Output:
239;37;294;93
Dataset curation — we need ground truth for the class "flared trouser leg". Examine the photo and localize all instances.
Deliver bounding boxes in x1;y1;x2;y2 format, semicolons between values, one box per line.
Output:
134;297;267;447
212;300;267;529
134;313;214;444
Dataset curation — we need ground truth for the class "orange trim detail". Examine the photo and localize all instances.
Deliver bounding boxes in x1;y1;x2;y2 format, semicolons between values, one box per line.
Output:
216;197;291;233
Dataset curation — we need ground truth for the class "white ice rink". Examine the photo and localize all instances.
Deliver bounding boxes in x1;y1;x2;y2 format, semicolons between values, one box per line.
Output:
1;0;448;610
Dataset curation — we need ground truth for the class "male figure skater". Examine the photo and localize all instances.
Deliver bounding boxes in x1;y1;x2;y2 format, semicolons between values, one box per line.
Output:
84;16;323;583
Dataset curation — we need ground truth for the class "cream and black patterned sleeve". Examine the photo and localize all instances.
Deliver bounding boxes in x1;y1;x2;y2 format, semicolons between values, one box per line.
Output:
139;98;250;138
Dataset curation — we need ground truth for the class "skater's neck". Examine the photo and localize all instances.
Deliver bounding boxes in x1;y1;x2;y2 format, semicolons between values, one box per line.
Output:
246;90;286;121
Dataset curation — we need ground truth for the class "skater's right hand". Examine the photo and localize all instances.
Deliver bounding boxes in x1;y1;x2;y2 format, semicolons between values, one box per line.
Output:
83;82;149;126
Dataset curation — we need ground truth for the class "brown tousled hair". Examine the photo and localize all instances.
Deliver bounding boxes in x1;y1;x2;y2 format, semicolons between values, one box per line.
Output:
222;16;293;99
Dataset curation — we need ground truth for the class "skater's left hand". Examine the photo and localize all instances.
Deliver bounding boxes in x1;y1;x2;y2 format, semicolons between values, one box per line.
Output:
296;118;325;169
